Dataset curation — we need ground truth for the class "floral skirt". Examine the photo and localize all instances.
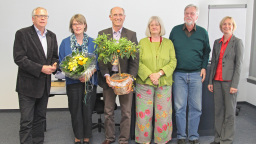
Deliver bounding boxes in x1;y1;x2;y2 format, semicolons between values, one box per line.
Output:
135;83;173;143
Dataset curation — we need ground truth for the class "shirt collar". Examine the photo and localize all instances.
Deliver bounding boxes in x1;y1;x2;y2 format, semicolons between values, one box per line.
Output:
219;34;233;43
34;25;47;36
112;27;123;34
183;23;197;31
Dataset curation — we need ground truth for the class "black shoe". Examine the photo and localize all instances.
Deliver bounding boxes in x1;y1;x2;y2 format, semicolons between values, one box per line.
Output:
210;142;220;144
75;141;82;144
177;139;186;144
83;142;89;144
189;139;200;144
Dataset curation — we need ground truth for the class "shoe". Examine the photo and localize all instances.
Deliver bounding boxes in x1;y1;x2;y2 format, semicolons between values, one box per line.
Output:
189;139;200;144
210;142;220;144
102;140;114;144
75;141;82;144
177;139;186;144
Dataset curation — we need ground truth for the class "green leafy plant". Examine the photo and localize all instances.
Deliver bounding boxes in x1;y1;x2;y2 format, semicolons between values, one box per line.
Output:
94;33;140;65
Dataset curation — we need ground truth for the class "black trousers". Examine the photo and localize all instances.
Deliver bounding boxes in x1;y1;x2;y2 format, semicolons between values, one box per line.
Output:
18;90;49;144
66;82;97;139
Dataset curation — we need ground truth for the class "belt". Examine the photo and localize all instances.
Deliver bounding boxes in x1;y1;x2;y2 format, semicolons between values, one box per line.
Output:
112;71;119;74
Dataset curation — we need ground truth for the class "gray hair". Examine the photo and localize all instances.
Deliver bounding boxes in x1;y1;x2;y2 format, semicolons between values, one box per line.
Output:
184;4;199;16
109;7;125;16
32;7;48;17
145;16;166;37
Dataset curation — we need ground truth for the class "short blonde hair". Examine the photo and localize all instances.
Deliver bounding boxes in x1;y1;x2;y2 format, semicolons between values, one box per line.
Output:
219;16;237;33
145;16;166;37
69;14;87;33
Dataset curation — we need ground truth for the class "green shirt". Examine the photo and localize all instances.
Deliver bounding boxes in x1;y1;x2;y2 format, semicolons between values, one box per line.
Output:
136;37;177;87
169;24;211;72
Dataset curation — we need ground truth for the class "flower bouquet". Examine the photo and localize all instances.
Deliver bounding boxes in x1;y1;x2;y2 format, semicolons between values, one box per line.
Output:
60;50;96;103
94;33;140;95
60;50;96;80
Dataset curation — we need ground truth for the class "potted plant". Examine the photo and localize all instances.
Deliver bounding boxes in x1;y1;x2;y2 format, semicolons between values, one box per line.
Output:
94;33;140;95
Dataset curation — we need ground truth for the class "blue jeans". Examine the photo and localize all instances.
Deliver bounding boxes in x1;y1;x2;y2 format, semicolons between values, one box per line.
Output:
173;72;202;140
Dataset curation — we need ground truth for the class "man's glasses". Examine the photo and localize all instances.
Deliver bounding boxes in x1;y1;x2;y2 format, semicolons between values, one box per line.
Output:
34;15;49;19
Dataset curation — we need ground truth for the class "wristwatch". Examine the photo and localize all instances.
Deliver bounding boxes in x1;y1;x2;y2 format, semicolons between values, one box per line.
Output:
159;71;163;76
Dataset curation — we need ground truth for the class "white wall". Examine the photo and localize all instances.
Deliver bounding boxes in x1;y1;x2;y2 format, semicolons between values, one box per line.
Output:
0;0;255;109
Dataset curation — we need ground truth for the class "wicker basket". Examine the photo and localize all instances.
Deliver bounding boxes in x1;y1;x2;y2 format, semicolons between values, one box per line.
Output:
110;73;132;95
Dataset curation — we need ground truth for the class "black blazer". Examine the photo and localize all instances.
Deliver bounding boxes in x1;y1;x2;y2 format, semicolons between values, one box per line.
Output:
13;25;58;98
209;35;244;88
97;27;139;89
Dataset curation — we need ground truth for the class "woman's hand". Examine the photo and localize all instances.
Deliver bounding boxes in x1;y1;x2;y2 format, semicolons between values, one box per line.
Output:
79;76;86;83
152;79;159;85
149;73;160;84
208;84;213;92
79;68;97;83
230;87;238;94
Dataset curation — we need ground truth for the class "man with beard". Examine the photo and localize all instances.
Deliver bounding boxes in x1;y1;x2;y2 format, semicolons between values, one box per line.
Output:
169;4;211;144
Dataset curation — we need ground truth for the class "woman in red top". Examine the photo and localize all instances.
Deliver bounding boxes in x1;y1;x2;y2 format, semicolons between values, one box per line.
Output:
208;16;244;144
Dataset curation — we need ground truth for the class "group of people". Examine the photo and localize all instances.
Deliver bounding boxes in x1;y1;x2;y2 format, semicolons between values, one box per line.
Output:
13;3;243;144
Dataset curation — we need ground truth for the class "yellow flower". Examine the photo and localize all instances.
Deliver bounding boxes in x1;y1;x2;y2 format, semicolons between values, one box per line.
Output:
138;123;145;131
78;60;84;65
146;123;150;128
83;57;88;64
157;94;162;98
162;111;167;118
156;136;162;141
147;100;153;105
156;113;161;119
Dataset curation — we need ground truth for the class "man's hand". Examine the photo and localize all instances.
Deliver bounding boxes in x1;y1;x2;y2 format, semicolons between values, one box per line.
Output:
41;63;57;75
105;75;112;87
126;80;133;94
200;68;206;82
208;84;213;92
230;87;238;94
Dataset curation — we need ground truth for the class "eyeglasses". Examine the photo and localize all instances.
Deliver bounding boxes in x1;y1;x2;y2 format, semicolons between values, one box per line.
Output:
72;23;84;26
185;12;196;16
34;15;49;19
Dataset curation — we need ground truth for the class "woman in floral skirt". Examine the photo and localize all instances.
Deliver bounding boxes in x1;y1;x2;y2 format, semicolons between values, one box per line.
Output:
135;16;177;144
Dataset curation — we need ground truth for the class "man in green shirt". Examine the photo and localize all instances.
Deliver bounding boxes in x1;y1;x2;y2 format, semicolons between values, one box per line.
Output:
169;4;211;144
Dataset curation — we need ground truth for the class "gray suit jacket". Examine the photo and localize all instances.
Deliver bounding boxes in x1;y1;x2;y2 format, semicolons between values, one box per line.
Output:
97;27;139;89
209;35;243;88
13;25;58;98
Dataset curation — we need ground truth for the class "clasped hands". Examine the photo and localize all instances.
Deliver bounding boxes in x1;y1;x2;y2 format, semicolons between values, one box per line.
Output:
149;72;161;86
105;75;133;94
41;62;57;75
79;69;97;83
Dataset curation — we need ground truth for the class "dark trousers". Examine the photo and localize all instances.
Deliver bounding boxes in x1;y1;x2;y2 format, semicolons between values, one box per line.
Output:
18;91;49;144
103;87;133;143
66;83;97;139
213;80;237;144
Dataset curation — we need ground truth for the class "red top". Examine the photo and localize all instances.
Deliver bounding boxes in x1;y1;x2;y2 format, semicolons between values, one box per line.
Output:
214;35;232;81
